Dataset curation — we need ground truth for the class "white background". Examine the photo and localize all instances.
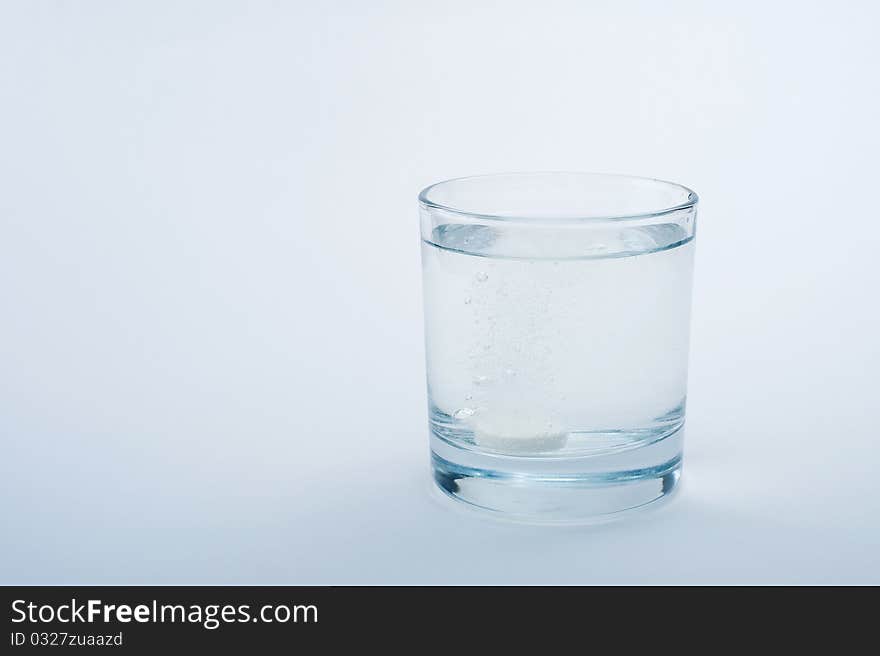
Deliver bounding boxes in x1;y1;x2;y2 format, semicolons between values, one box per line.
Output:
2;1;878;583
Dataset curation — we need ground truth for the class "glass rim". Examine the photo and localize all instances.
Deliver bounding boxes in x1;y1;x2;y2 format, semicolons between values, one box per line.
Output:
418;171;699;224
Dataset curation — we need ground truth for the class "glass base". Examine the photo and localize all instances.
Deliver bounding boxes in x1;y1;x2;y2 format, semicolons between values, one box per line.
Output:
430;426;683;524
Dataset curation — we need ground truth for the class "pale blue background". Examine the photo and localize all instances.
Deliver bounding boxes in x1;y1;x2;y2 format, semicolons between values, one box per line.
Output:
2;1;878;583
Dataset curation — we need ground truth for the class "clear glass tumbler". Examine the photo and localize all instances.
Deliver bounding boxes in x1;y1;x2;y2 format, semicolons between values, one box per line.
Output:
419;172;698;522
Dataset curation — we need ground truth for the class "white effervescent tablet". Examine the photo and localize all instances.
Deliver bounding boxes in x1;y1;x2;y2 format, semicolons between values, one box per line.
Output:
472;414;567;454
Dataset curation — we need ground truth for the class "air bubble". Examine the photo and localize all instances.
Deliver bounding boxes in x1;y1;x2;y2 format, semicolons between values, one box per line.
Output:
475;271;488;283
453;407;475;420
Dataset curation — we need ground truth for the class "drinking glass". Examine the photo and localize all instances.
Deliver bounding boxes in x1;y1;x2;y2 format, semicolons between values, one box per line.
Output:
419;172;698;522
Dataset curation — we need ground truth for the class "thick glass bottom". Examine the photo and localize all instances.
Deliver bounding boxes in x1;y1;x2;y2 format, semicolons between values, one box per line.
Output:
430;426;683;524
